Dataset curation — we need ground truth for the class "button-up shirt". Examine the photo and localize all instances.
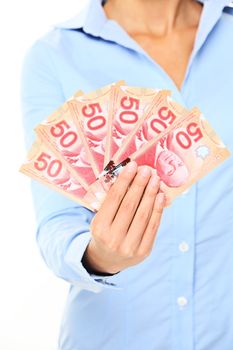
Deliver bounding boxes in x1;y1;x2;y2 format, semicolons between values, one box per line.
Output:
21;0;233;349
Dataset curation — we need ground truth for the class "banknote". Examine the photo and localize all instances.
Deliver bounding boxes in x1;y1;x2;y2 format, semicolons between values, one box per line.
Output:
68;81;123;176
104;85;161;165
131;108;231;202
19;137;94;211
84;108;231;209
104;89;189;173
20;83;231;213
35;99;96;188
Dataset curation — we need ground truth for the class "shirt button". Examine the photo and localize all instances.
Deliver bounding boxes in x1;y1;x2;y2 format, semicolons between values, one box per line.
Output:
179;241;189;253
177;296;188;307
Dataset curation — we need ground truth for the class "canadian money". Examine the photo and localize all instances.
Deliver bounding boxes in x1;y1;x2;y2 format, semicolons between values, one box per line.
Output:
104;89;189;172
131;108;231;202
35;100;96;188
21;83;231;213
84;108;231;209
68;82;123;175
105;85;161;165
20;137;94;211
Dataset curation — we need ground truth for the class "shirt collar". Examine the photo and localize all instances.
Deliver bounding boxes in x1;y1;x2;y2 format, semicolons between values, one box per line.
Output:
55;0;233;31
55;0;233;57
192;0;233;55
55;0;149;54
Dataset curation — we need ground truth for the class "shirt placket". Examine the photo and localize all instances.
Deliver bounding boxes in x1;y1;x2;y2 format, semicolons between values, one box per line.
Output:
170;189;197;350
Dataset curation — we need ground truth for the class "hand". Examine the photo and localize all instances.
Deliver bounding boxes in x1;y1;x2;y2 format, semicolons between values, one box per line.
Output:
83;161;166;274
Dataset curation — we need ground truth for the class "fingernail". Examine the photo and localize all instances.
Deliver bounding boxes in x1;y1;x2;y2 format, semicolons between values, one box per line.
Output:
149;174;160;188
157;192;165;206
139;166;151;177
126;161;137;173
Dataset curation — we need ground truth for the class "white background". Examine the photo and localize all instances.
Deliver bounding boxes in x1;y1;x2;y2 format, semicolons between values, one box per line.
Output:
0;0;87;349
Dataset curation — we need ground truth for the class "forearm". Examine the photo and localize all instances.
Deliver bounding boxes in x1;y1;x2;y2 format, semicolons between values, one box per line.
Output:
36;203;122;292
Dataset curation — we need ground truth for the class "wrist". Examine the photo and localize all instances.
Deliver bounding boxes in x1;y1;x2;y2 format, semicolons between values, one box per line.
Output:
82;241;120;275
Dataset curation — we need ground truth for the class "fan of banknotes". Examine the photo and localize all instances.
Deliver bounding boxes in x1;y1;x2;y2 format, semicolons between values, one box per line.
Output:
20;81;231;211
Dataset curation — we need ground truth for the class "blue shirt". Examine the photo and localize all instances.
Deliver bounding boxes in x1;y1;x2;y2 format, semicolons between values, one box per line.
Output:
21;0;233;349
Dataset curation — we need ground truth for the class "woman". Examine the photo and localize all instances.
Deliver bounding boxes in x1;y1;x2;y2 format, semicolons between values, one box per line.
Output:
21;0;233;349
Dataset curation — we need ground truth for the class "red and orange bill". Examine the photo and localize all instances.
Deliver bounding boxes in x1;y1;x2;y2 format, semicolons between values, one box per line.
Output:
20;82;231;211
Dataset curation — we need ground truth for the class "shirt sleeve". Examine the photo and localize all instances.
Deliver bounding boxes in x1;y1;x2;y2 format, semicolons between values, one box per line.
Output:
21;36;123;293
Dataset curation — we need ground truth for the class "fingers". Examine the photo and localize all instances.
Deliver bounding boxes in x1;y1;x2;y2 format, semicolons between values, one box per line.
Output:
122;174;160;252
137;192;165;255
96;161;138;225
110;166;152;238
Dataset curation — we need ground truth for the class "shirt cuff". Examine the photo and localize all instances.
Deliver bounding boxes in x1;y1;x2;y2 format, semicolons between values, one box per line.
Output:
64;231;123;292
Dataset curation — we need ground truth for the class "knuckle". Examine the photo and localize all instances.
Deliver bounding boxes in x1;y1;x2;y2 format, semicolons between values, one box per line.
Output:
136;249;149;259
154;193;165;213
92;222;103;239
149;219;160;234
107;239;120;253
120;246;135;259
155;206;163;215
137;209;150;222
120;197;137;213
108;184;124;202
133;177;148;189
97;236;107;247
147;186;159;198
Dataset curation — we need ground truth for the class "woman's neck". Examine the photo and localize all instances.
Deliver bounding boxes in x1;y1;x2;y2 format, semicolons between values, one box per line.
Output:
103;0;202;37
